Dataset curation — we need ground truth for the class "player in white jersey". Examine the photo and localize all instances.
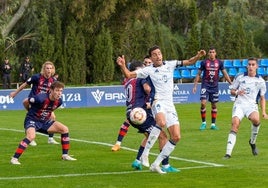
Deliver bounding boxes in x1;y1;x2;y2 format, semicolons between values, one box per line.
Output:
117;45;206;173
224;57;268;159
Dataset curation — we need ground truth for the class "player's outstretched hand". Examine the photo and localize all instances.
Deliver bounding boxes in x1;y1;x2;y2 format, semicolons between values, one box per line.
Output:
116;55;126;66
198;50;206;58
10;91;16;99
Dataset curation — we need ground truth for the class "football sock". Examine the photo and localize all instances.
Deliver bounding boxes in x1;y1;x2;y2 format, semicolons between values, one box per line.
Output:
142;125;162;156
115;141;121;146
201;107;206;122
61;133;70;155
13;138;31;158
250;124;260;144
161;151;169;166
48;133;54;138
211;108;217;124
136;145;145;160
153;140;175;166
226;131;237;156
117;120;130;142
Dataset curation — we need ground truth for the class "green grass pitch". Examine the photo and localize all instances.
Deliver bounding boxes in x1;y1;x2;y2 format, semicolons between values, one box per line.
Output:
1;102;268;188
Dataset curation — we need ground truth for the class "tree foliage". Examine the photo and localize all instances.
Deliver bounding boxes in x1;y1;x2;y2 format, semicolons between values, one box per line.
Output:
92;26;114;83
1;0;268;85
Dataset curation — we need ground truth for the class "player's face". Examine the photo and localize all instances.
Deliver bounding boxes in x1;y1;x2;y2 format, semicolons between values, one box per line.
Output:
150;49;163;67
50;87;63;100
143;58;152;66
44;64;54;78
208;49;216;60
247;60;258;76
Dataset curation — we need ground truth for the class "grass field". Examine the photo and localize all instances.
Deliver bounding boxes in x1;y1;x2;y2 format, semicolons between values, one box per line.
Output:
1;102;268;187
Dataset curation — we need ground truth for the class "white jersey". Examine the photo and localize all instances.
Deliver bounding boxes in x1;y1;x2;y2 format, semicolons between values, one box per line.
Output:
230;72;266;105
135;60;182;103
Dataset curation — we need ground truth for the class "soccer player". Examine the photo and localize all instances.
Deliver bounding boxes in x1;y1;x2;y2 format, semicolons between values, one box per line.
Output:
10;61;59;146
111;56;153;152
10;81;76;165
223;57;268;159
124;60;177;172
117;46;206;174
192;47;232;130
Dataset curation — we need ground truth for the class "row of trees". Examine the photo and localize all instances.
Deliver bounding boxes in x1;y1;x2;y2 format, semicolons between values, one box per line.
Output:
1;0;268;85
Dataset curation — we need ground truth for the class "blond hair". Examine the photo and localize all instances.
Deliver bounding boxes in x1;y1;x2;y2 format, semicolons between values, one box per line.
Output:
40;61;55;76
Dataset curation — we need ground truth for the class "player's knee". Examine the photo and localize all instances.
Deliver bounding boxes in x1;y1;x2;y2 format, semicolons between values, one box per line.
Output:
156;120;166;128
61;125;69;134
171;135;180;143
27;135;36;141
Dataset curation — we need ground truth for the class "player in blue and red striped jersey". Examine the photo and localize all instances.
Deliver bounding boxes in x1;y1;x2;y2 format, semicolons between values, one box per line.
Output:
10;61;59;145
10;81;76;165
111;56;153;152
193;47;232;130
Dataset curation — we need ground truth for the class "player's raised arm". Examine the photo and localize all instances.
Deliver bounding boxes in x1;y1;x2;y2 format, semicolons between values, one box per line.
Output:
183;50;206;66
116;55;137;79
9;82;28;98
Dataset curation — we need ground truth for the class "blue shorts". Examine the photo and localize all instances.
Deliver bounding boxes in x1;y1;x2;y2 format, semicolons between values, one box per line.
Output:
24;117;55;134
200;87;219;103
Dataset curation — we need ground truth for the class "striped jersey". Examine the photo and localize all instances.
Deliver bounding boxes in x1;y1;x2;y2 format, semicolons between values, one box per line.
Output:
26;73;56;97
27;93;62;122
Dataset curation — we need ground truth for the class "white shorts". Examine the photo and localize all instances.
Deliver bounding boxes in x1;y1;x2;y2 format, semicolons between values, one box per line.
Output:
151;100;179;128
232;102;258;120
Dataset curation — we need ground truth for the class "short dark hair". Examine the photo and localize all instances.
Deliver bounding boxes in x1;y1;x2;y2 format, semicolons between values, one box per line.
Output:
50;81;65;90
129;60;144;71
143;55;150;59
148;45;160;57
248;57;259;64
209;46;216;51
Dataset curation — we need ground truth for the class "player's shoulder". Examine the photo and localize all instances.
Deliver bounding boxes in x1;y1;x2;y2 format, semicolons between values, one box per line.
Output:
256;75;266;82
29;93;46;103
234;72;245;79
32;73;41;78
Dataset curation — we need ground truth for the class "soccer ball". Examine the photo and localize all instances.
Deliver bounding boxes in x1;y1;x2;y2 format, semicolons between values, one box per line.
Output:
130;107;147;125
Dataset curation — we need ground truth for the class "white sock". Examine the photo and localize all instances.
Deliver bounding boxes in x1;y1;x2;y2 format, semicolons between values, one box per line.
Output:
250;124;260;144
142;126;161;156
115;141;121;146
226;131;236;156
153;141;175;166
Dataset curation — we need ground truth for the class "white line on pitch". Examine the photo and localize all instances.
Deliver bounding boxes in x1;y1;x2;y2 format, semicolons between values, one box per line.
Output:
0;165;219;180
0;127;224;167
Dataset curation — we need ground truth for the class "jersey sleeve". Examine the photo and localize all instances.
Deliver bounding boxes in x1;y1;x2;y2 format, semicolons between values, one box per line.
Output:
29;94;40;105
259;78;267;96
135;67;149;79
229;73;243;90
26;74;37;85
219;60;224;70
199;60;205;71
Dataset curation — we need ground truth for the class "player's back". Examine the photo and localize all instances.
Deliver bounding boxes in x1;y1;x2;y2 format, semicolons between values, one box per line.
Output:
125;78;148;110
